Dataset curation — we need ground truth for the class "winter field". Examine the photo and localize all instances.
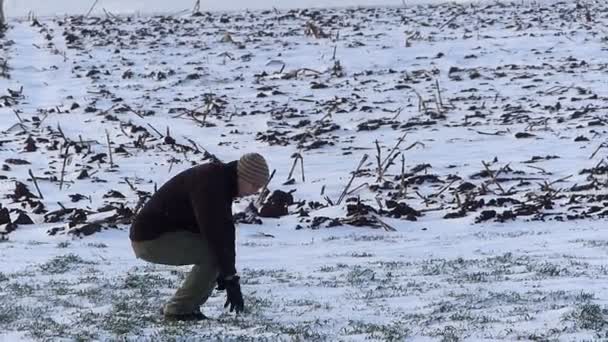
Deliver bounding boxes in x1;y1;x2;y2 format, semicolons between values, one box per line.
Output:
1;0;608;340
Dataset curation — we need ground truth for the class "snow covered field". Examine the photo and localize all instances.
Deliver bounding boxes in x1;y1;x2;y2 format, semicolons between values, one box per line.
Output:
1;1;608;340
5;0;448;17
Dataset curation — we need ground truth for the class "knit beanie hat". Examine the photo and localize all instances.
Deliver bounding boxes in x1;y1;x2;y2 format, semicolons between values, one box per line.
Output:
237;153;269;188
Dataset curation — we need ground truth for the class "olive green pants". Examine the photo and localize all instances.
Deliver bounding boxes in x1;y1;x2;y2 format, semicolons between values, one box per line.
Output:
131;231;219;315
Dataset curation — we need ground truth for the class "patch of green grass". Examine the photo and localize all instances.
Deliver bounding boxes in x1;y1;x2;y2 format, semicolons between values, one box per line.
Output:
449;310;473;321
576;239;608;248
87;242;108;248
463;272;489;283
284;298;329;311
71;309;103;331
102;312;143;336
276;322;327;341
319;263;352;274
245;295;273;313
22;315;71;340
6;282;38;296
75;286;106;305
78;275;100;283
39;254;95;274
527;262;567;277
27;240;49;246
150;323;198;341
319;265;335;272
341;320;410;341
351;234;387;242
322;236;341;242
351;252;374;258
575;291;596;302
346;266;376;286
566;303;607;331
100;294;161;337
420;258;472;276
122;272;175;291
47;279;74;296
427;325;460;342
0;300;24;325
241;241;272;247
358;283;415;300
57;241;70;248
241;268;298;285
242;268;289;278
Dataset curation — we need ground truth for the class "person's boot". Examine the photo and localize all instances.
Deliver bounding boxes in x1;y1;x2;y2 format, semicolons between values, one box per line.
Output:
161;307;208;321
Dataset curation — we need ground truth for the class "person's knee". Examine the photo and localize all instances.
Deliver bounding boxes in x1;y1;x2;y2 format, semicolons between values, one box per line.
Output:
131;240;144;258
131;240;158;264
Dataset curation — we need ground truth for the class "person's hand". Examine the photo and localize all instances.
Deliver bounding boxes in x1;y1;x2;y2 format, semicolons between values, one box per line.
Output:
216;276;226;291
223;275;244;314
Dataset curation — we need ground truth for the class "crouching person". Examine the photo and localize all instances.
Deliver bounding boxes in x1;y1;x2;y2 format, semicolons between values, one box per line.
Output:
129;153;269;321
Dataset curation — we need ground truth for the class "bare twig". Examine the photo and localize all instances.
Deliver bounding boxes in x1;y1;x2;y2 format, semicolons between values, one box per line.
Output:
382;151;401;177
375;140;383;181
125;105;144;118
346;182;369;196
28;169;44;199
337;154;369;205
526;165;551;175
482;161;507;195
440;9;466;30
399;154;407;197
13;110;23;123
85;0;99;17
403;141;425;151
168;158;175;173
372;214;397;232
287;153;300;181
299;154;305;182
124;177;136;192
59;145;70;190
103;8;120;20
475;130;507;136
57;124;70;144
105;130;114;168
380;132;408;170
416;191;430;207
435;79;444;108
147;123;164;138
118;123;130;137
391;107;403;120
411;88;426;113
184;137;201;153
256;169;276;206
431;178;458;198
548;174;573;187
99;104;119;117
590;143;607;160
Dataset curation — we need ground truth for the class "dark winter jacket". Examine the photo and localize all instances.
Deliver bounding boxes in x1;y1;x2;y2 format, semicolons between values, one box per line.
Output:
130;161;238;277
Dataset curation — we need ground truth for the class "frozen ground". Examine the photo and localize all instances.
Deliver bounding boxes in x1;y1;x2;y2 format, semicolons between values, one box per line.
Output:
5;0;464;17
1;1;608;340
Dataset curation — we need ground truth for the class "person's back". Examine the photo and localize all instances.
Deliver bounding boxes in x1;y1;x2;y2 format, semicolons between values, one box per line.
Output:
130;162;233;242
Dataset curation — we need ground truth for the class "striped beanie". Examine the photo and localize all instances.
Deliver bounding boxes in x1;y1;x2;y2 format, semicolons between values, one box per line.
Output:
237;153;269;188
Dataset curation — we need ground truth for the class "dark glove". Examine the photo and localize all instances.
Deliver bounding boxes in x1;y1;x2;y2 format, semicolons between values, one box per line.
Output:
223;275;244;314
216;276;226;291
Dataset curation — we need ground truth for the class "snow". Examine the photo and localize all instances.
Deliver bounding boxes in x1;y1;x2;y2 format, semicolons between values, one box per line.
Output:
1;0;608;340
5;0;469;17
